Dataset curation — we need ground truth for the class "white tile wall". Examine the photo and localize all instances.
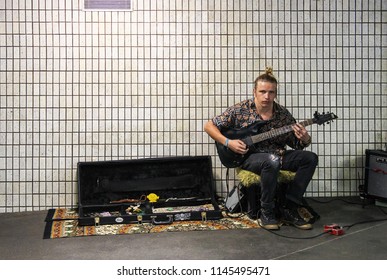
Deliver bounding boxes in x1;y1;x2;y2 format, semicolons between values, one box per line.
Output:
0;0;386;212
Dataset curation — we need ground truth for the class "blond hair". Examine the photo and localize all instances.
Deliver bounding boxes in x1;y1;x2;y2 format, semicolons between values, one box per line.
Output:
254;67;278;89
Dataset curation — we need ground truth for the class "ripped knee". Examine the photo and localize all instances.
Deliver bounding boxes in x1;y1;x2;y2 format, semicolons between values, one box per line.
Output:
264;154;281;170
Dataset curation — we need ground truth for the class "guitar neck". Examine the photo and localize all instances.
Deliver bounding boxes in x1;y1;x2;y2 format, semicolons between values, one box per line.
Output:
249;119;314;144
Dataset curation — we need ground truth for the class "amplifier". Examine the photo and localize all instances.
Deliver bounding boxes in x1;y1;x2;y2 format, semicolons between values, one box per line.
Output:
364;149;387;200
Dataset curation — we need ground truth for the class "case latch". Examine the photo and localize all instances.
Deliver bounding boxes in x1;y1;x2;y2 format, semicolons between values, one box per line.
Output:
94;217;100;227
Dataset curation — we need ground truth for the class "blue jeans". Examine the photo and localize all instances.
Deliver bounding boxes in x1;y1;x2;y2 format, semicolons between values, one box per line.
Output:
241;150;318;209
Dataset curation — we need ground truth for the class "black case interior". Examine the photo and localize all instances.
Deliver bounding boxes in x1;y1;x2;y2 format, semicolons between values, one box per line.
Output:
77;156;222;226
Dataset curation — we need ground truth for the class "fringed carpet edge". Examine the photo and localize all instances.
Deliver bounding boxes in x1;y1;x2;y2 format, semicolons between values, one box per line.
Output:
43;208;260;239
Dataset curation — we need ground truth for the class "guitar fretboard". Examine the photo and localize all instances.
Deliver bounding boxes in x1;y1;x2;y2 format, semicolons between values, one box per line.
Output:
250;119;314;143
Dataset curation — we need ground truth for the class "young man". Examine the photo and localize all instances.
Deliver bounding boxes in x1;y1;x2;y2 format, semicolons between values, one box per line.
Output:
204;68;318;230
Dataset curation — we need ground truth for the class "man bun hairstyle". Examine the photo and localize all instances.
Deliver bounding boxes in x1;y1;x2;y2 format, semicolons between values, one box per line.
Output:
254;66;278;89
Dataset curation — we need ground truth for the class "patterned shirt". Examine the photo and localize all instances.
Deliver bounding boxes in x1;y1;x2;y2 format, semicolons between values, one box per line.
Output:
212;98;309;156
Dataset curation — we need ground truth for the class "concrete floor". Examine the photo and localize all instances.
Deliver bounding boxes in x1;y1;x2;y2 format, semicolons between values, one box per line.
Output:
1;196;387;260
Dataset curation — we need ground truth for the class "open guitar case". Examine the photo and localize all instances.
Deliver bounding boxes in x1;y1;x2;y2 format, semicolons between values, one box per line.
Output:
77;156;223;226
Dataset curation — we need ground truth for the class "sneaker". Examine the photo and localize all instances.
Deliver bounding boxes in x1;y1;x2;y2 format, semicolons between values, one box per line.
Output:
258;208;279;230
281;207;312;230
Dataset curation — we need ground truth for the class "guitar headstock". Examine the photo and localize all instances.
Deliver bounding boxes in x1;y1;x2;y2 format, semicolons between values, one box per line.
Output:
313;111;338;125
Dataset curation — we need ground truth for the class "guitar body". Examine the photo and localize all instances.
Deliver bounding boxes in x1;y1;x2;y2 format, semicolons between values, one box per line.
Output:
215;143;248;168
215;121;267;168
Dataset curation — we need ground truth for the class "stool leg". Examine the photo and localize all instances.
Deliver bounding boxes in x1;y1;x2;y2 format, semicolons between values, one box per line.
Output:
275;183;288;218
276;183;287;208
245;184;260;219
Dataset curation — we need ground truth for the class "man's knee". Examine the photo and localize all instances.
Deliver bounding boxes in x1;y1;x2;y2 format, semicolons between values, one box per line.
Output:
263;154;281;171
305;151;318;167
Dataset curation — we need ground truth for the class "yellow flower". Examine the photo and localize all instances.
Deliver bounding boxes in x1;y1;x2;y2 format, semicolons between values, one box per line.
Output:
147;193;159;203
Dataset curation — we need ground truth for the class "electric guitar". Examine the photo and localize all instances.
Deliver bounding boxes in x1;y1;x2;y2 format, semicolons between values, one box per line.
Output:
215;111;338;168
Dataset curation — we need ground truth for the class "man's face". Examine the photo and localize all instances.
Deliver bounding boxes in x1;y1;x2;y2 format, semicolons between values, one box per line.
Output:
253;80;277;108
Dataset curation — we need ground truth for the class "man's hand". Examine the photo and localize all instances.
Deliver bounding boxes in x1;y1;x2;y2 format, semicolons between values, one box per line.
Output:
292;123;311;144
227;139;249;155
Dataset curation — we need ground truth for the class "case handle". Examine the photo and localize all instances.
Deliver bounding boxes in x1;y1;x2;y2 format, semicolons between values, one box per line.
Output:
151;215;173;225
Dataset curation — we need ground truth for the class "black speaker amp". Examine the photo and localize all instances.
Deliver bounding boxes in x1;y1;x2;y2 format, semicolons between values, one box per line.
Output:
364;149;387;200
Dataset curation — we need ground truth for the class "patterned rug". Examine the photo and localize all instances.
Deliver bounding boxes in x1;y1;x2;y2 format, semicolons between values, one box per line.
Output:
43;208;260;239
